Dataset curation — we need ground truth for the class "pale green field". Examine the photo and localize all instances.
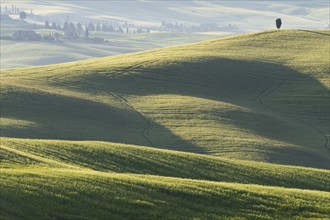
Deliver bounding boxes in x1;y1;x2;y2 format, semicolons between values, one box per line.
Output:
1;19;225;69
1;30;330;219
0;34;223;69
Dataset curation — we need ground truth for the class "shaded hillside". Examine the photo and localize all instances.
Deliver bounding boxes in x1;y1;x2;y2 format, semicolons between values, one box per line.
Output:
1;30;329;168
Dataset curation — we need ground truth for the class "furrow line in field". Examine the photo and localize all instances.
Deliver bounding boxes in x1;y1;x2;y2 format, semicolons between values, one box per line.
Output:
108;92;155;147
255;77;329;150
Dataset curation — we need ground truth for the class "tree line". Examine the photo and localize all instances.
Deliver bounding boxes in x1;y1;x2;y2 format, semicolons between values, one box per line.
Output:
44;21;148;38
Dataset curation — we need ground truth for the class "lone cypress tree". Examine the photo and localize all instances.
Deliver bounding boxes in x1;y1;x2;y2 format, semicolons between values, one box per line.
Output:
276;18;282;29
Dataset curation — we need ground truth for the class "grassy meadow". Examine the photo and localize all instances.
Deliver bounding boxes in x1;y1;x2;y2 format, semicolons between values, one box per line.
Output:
1;30;329;219
1;168;329;220
1;138;330;219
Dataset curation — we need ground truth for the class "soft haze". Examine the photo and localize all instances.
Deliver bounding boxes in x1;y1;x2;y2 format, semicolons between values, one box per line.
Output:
1;1;329;69
2;1;329;31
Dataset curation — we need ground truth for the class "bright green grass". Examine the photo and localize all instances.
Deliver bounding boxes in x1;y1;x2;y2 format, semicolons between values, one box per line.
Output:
1;138;329;191
1;30;330;218
1;168;329;220
1;138;330;219
1;30;329;168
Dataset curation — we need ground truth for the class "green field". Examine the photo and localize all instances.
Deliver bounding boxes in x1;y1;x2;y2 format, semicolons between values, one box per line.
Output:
1;30;329;219
1;138;330;219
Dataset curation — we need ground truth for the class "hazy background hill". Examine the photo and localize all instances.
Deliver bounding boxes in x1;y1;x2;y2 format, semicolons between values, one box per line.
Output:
4;0;329;30
1;0;329;69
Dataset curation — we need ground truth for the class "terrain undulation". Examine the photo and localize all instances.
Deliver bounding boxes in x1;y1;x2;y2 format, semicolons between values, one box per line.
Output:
1;30;329;219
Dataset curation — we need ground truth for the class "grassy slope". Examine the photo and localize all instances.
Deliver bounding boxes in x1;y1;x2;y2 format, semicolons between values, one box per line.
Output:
1;138;329;191
1;169;329;220
1;138;330;220
1;30;330;219
1;30;329;168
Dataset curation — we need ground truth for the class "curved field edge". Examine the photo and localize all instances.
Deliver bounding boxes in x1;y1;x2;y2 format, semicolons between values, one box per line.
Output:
0;168;329;220
1;138;329;192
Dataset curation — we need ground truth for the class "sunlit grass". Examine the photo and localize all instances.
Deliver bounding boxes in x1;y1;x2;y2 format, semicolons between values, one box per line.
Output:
1;168;329;220
1;30;329;219
1;137;329;191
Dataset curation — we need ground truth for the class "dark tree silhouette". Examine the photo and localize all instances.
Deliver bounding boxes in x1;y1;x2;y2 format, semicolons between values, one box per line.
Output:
102;24;108;32
96;24;101;32
68;22;77;38
88;22;95;31
118;27;124;33
69;23;76;32
76;23;84;37
19;11;27;20
77;23;83;32
51;22;57;30
63;22;69;32
85;28;89;38
45;21;50;28
276;18;282;29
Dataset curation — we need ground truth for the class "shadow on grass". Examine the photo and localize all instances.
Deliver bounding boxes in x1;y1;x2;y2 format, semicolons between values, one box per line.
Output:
0;87;202;153
52;57;329;167
1;57;329;167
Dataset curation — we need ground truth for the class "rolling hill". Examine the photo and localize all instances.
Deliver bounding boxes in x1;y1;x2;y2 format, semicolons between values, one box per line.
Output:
1;30;329;168
2;138;329;191
1;30;329;219
1;138;330;219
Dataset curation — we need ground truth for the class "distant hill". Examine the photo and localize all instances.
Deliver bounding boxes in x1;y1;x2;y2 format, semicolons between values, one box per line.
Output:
7;1;329;30
1;19;222;69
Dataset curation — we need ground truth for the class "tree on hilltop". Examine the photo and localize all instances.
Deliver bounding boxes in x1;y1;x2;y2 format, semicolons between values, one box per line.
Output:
276;18;282;29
